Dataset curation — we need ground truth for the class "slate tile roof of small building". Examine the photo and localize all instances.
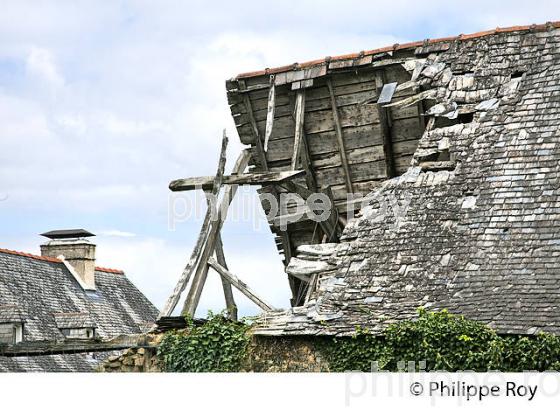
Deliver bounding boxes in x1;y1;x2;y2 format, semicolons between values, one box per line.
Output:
0;350;121;372
0;248;158;371
0;249;158;341
247;23;560;336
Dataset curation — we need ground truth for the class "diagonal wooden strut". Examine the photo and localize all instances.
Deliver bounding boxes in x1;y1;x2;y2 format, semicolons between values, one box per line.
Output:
204;191;238;321
158;144;250;319
158;130;230;319
181;151;251;316
208;258;276;312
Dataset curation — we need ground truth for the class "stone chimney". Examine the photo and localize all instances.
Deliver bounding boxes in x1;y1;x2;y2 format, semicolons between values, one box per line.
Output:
40;229;96;290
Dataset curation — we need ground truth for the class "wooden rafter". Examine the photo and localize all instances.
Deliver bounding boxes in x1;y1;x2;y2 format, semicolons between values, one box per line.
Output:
239;79;268;171
374;70;396;178
263;75;276;152
326;78;353;194
208;258;276;312
290;90;306;170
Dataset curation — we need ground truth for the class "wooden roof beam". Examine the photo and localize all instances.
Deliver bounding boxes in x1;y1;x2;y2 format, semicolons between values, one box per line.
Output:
326;78;354;194
290;89;306;171
239;79;269;171
375;70;396;179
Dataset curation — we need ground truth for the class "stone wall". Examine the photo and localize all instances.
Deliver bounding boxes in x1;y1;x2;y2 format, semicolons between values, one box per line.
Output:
245;336;329;372
99;334;162;372
100;333;328;372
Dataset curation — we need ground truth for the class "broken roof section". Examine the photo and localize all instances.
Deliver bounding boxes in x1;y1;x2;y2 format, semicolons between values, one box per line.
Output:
227;22;560;336
232;22;560;80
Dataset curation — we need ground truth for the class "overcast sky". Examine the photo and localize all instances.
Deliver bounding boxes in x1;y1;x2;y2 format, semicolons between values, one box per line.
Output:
0;1;558;317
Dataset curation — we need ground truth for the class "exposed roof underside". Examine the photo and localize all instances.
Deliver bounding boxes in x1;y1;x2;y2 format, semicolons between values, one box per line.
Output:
227;23;560;336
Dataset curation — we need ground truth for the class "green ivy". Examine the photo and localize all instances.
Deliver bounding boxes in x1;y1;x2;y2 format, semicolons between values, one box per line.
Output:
158;309;560;372
158;312;250;372
318;309;560;372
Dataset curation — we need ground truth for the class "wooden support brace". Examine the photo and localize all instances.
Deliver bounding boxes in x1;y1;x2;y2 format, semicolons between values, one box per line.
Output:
205;192;238;321
326;78;353;194
208;258;276;312
181;151;251;317
169;170;305;192
158;131;230;319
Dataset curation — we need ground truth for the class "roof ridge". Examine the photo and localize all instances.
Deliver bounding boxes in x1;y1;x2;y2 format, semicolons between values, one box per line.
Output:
0;247;61;263
0;247;124;275
234;20;560;79
95;266;125;275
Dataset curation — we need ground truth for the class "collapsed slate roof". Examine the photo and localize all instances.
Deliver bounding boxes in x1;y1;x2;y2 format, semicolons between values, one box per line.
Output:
0;248;158;370
227;22;560;336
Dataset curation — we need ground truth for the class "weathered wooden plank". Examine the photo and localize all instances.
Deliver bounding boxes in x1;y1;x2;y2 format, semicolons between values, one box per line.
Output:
263;75;276;152
214;218;238;321
393;139;420;157
330;180;383;202
315;160;387;186
235;88;379;124
208;258;276;312
291;90;306;170
236;93;383;145
390;104;419;121
159;131;230;318
262;124;384;163
375;71;396;178
181;151;251;316
239;79;268;171
395;154;414;174
0;335;145;356
299;128;318;192
264;144;386;174
391;117;424;142
311;145;385;168
230;66;415;119
169;170;305;191
327;78;353;194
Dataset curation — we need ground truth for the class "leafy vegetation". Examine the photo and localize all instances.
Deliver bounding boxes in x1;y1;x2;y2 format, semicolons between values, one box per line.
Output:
158;312;250;372
158;309;560;372
319;309;560;371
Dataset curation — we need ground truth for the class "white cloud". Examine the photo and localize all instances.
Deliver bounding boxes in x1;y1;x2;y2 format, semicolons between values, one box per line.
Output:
98;229;136;238
26;47;64;88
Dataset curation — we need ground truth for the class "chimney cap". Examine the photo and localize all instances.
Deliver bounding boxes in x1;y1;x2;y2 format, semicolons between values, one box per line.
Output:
40;229;95;240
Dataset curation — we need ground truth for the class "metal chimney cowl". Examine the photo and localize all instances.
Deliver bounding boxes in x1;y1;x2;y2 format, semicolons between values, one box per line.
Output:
40;229;96;290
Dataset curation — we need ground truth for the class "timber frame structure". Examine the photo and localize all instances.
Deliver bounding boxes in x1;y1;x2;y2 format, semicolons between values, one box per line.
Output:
225;41;430;306
159;22;560;328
